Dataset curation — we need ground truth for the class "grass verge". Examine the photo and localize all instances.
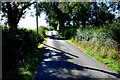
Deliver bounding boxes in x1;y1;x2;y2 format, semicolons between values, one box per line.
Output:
56;31;120;74
17;35;47;80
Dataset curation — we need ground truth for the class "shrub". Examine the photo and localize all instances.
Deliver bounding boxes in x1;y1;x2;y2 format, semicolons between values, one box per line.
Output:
2;25;45;79
38;26;49;38
59;27;77;39
76;22;120;60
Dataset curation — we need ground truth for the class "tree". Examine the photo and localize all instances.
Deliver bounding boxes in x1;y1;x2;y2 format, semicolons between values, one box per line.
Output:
91;2;115;27
2;2;35;31
37;2;63;31
36;2;116;30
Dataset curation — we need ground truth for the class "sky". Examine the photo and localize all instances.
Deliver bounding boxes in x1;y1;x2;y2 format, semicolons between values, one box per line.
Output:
0;4;49;30
18;5;49;29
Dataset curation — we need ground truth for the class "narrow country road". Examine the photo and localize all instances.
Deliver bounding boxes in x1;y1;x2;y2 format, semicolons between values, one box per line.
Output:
34;31;119;79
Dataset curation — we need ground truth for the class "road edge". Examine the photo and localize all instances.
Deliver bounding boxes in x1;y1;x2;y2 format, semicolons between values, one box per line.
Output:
55;31;119;75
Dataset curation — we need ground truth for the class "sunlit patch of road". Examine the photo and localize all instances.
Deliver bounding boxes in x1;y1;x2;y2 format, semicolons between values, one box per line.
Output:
34;31;119;79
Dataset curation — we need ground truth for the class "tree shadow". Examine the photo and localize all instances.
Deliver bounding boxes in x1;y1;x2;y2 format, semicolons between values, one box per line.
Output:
34;44;120;79
34;47;90;79
47;34;63;40
44;44;79;58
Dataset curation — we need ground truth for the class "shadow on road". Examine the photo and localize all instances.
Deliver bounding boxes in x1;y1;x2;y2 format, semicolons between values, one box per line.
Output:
47;34;63;40
35;47;90;79
34;44;120;79
34;31;120;79
44;44;79;58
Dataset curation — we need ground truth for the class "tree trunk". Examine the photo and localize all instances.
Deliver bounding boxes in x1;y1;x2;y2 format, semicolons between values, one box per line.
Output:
8;13;18;32
59;22;64;32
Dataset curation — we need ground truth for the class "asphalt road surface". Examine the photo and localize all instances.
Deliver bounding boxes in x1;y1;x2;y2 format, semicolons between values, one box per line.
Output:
34;31;120;80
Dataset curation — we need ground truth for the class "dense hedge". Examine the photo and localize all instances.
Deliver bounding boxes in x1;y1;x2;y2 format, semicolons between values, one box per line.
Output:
2;26;45;79
38;26;49;38
59;27;77;39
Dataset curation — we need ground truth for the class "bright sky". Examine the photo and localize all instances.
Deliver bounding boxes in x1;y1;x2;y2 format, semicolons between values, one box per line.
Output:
0;4;48;30
18;5;48;29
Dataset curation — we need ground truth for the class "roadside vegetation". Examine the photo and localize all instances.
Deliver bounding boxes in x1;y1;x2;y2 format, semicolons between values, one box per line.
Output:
1;2;120;79
2;25;48;79
36;2;120;74
57;20;120;73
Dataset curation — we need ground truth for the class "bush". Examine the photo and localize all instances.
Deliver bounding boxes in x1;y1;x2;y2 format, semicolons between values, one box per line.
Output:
38;26;49;38
2;26;45;79
76;22;120;60
59;27;77;39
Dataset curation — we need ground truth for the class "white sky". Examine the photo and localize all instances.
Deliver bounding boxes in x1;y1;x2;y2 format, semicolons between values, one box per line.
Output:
0;4;48;30
18;12;48;29
18;5;48;29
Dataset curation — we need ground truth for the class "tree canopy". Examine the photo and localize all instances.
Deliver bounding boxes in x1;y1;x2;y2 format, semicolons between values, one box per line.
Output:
1;2;120;31
36;2;119;31
2;2;35;31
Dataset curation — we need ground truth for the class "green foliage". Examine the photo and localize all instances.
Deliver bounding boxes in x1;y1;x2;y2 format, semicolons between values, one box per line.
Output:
2;2;34;30
49;26;55;31
77;21;120;44
17;45;44;80
60;27;77;39
38;26;49;38
76;21;120;59
76;21;120;73
58;21;120;73
2;25;46;79
37;2;116;31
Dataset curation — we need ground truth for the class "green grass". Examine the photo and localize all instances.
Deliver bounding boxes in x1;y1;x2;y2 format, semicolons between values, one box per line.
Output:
17;48;43;80
17;37;47;80
57;31;120;74
67;40;119;73
85;50;118;72
15;29;48;79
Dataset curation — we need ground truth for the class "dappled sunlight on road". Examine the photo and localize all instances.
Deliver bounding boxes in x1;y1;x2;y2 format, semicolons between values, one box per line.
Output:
34;31;120;79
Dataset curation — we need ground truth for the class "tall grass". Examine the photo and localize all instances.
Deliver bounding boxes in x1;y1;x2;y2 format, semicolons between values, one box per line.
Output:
76;22;120;60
